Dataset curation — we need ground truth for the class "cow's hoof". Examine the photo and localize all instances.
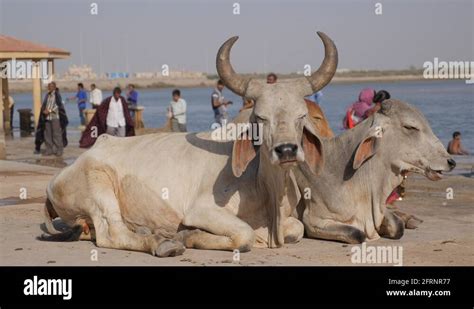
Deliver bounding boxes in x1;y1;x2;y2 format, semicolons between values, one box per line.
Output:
406;216;423;229
348;228;366;244
339;225;366;244
154;239;185;257
379;215;405;239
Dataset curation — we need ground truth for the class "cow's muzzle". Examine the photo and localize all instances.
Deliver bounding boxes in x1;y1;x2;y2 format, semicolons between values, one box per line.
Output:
425;159;456;181
274;143;298;163
447;158;456;171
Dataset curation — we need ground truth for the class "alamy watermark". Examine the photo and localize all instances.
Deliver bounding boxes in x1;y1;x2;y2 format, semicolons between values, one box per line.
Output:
0;58;51;80
211;121;263;145
423;58;473;83
24;276;72;300
351;242;403;266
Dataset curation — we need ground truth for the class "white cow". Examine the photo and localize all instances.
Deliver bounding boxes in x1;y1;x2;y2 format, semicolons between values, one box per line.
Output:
40;32;338;257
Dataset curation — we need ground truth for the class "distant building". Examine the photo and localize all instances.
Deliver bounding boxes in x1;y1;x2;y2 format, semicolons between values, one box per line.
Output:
134;72;157;79
63;65;97;80
134;70;205;79
106;72;129;79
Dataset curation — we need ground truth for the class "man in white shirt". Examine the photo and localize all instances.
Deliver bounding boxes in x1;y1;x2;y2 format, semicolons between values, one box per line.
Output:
89;84;103;109
79;86;135;148
106;87;127;137
168;89;187;132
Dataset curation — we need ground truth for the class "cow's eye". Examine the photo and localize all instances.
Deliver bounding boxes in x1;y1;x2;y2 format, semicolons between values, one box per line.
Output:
403;125;419;131
255;115;267;122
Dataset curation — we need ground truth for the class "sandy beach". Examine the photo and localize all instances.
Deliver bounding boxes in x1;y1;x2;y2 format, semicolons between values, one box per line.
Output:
1;132;473;266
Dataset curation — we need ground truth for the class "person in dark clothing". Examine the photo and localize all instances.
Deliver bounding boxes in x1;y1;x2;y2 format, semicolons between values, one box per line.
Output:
34;82;68;155
366;90;391;117
79;87;135;148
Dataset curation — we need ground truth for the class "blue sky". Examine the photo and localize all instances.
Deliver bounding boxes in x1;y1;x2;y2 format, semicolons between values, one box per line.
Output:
0;0;472;74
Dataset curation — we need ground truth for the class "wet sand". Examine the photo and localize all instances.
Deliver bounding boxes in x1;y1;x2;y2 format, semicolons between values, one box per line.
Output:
1;133;473;266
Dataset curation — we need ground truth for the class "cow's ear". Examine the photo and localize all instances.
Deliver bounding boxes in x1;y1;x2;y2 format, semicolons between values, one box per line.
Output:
302;124;324;175
232;132;257;178
353;135;379;170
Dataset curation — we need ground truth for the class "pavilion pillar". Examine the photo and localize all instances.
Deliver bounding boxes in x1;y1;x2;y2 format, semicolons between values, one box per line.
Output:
0;75;6;159
2;77;11;134
48;60;55;82
32;61;42;128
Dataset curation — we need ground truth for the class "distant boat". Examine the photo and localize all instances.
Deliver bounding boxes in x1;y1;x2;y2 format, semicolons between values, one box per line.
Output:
466;78;474;84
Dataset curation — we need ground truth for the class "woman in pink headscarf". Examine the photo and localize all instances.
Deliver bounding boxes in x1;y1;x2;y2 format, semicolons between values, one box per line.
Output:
343;88;376;129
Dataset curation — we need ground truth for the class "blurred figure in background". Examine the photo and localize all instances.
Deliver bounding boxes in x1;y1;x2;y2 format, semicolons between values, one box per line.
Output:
266;73;277;84
448;131;470;155
80;87;135;148
36;82;68;156
67;83;87;126
343;89;391;129
366;90;391;117
211;79;232;126
127;84;139;118
168;89;187;132
343;88;375;129
2;89;14;130
89;83;103;109
305;90;323;105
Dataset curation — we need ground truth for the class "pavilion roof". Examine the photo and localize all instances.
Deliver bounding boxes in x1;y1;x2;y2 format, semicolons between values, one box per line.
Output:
0;34;70;60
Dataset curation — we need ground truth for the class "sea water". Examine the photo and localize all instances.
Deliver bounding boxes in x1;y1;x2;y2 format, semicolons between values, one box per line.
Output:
10;79;474;151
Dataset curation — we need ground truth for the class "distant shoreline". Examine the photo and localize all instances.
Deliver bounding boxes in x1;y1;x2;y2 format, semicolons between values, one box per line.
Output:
5;73;456;93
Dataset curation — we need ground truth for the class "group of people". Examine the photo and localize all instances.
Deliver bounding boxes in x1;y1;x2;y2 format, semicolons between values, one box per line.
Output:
5;73;471;158
34;82;140;154
67;83;139;126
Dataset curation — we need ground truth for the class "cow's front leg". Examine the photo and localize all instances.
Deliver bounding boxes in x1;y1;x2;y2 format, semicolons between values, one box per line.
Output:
283;217;304;244
378;210;405;239
388;208;423;229
176;205;255;252
304;217;366;244
90;184;185;257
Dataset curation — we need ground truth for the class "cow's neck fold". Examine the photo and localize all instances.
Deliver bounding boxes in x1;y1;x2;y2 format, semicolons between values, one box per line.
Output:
257;152;293;248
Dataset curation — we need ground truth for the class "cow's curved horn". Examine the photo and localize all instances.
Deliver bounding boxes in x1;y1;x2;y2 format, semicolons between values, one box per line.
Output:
216;36;252;97
299;32;338;94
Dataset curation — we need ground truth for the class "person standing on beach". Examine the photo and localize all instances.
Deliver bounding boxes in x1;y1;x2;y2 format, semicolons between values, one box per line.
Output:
106;87;130;137
447;132;470;155
68;83;87;126
39;82;68;156
127;84;138;118
79;87;135;148
89;83;103;109
168;89;187;132
2;89;14;130
211;80;232;126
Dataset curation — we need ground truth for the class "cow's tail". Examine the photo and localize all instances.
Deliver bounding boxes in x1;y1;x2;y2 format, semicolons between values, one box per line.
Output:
43;198;60;235
39;198;83;242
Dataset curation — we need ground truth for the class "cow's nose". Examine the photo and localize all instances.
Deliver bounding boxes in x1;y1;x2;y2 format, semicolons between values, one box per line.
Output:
447;158;456;170
275;143;298;161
